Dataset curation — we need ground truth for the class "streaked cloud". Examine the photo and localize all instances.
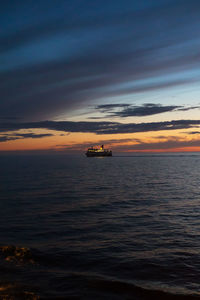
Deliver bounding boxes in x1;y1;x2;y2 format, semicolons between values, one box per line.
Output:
95;103;181;118
0;119;200;136
2;0;200;121
186;131;200;135
0;132;54;143
1;1;200;151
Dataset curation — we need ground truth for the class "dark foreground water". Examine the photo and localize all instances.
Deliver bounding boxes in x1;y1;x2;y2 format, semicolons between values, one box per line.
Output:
0;153;200;299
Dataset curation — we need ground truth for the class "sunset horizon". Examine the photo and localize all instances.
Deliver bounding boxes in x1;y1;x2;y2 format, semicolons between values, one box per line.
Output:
1;1;200;153
1;2;200;298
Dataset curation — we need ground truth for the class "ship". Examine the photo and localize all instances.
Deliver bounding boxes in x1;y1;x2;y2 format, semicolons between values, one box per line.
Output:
85;145;112;157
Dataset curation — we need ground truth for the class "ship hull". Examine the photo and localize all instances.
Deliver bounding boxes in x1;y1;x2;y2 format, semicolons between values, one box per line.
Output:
86;151;112;157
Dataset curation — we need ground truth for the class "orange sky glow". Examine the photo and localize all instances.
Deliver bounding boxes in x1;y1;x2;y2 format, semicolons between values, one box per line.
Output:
2;0;200;154
1;127;200;153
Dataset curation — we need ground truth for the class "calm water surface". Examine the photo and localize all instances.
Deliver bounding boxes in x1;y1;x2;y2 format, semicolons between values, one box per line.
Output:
0;153;200;299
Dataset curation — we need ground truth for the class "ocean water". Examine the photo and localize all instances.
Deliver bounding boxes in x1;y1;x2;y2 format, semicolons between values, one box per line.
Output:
0;153;200;299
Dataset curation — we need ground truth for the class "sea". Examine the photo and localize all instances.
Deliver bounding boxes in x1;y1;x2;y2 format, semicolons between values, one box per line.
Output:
0;153;200;299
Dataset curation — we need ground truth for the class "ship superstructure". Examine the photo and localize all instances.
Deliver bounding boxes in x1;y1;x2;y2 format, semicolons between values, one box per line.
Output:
85;145;112;157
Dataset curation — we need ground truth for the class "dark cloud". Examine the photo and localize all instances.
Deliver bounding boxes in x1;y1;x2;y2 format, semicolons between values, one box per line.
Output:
0;136;20;143
59;133;70;136
0;132;54;143
117;104;178;117
93;103;200;118
177;106;200;111
15;133;54;139
2;52;199;122
187;131;200;135
0;1;191;54
0;121;118;134
0;119;200;136
1;0;200;121
100;103;180;117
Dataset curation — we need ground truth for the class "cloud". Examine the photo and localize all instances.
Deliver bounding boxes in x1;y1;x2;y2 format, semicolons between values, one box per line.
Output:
0;136;20;143
115;103;184;117
95;103;180;118
15;133;54;139
177;106;200;111
96;104;131;113
1;0;200;121
2;57;199;122
187;131;200;135
0;119;200;136
92;103;200;118
0;132;54;143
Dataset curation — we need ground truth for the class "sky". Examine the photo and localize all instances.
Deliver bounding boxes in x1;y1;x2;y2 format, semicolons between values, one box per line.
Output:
1;0;200;153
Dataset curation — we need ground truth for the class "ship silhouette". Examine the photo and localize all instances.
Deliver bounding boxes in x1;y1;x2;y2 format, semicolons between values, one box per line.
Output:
85;145;112;157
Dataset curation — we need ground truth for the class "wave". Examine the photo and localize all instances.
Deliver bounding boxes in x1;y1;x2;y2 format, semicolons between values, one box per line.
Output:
77;273;200;300
2;274;198;300
0;245;200;299
44;272;200;300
